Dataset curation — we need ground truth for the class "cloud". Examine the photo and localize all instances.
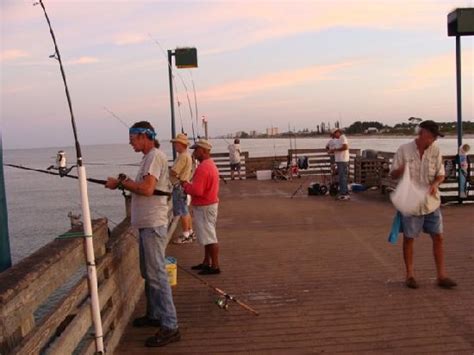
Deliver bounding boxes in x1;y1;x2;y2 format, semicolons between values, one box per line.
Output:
0;49;29;62
114;33;147;46
68;56;100;65
387;49;473;93
198;60;360;102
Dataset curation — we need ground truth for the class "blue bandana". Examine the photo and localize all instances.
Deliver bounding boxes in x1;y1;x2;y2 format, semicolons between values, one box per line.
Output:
129;127;156;140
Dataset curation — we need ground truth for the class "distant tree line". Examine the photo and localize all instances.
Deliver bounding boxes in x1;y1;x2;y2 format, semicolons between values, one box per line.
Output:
227;119;474;139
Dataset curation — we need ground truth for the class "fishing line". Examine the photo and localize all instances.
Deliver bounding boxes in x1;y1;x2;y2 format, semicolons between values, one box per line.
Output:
172;76;185;133
189;70;200;138
148;34;197;141
103;106;130;128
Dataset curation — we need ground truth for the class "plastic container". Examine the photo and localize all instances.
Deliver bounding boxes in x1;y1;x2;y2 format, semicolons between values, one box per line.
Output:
256;170;272;180
165;256;177;286
351;183;367;192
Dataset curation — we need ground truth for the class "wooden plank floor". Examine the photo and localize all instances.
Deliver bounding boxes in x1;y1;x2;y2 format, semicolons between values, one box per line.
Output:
116;180;474;354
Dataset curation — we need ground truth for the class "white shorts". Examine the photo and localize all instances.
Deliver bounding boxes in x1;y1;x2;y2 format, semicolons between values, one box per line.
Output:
192;204;218;245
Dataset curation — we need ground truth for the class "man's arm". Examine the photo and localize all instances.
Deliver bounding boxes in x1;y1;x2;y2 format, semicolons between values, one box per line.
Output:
429;175;445;196
105;175;157;197
182;167;205;197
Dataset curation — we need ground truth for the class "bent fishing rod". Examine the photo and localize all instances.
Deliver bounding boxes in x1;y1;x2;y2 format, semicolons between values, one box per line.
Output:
176;264;259;316
5;164;171;196
34;0;104;352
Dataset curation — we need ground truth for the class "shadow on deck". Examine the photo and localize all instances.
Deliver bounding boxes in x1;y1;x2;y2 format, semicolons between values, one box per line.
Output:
116;179;474;354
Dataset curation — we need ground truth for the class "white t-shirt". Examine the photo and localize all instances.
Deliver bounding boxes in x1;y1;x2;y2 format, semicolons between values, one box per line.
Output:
326;138;338;151
334;135;350;162
131;148;170;228
228;144;241;164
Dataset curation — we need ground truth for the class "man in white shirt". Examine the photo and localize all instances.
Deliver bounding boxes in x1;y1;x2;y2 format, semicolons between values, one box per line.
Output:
390;120;457;290
328;128;350;200
105;121;180;347
228;138;242;180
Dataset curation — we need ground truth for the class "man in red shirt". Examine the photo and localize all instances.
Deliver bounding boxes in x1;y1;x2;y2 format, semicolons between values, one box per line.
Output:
182;139;221;275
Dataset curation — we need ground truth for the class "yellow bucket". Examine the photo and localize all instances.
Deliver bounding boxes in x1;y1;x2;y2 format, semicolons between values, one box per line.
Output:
165;256;177;286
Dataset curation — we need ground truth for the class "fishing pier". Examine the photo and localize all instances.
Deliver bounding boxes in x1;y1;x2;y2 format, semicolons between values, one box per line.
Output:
1;148;473;354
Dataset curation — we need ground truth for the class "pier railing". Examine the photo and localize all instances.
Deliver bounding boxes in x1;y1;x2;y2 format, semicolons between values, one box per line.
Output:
0;214;143;354
213;148;360;181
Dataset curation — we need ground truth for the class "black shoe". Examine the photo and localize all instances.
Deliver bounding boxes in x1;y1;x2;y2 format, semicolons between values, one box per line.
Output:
191;263;209;270
145;327;181;347
405;277;419;289
133;315;161;328
438;277;457;289
198;267;221;275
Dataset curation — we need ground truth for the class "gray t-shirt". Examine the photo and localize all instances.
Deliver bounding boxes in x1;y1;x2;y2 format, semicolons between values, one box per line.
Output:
131;148;170;228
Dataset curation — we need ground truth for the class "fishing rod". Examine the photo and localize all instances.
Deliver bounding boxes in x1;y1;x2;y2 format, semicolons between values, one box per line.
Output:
176;264;259;316
5;164;171;197
34;0;104;352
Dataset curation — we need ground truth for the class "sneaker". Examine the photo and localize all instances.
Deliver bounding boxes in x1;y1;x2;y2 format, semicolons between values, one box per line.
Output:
198;267;221;275
145;327;181;347
189;231;196;241
191;263;210;270
133;315;161;328
337;195;350;201
437;277;457;289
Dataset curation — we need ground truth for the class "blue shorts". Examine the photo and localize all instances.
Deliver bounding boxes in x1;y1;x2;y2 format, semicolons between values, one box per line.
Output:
401;208;443;238
172;185;189;217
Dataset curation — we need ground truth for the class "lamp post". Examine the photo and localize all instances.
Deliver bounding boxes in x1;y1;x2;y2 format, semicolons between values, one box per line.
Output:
202;116;208;140
167;47;198;160
447;8;474;201
0;132;12;272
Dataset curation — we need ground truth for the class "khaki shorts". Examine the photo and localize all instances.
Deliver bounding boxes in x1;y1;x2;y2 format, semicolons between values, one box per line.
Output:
192;204;218;245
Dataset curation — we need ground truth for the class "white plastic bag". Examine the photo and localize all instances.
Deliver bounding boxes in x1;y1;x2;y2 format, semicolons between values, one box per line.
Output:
390;166;427;216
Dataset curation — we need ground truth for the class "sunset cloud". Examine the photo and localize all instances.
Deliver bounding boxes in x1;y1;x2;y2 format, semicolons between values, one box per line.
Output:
0;49;29;62
114;33;147;46
68;56;100;65
198;60;360;102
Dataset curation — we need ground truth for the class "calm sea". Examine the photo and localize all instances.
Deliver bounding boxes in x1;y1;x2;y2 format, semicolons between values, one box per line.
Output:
4;137;473;263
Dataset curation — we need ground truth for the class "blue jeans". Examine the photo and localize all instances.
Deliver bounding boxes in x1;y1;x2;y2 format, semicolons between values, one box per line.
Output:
138;227;178;330
336;162;349;195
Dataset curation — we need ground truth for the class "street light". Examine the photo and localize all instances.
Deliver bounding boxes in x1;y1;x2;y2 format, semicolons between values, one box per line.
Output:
167;47;198;159
447;8;474;201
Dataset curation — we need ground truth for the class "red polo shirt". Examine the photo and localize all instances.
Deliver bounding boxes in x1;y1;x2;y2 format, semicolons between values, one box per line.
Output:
183;158;219;206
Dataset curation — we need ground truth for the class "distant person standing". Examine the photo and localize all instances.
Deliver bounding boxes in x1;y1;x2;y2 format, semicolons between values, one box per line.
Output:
390;120;457;290
325;130;338;173
228;138;242;180
170;133;194;244
105;121;180;347
328;128;350;200
183;139;221;275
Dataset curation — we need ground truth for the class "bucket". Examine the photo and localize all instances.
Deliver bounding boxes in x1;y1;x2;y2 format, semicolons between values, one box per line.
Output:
165;256;177;286
256;170;272;180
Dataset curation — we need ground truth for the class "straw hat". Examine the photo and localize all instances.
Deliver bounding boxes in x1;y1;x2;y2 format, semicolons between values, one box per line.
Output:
170;133;190;146
190;139;212;151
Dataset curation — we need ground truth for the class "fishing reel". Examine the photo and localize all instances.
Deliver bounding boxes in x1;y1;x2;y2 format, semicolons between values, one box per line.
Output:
215;297;229;310
47;150;76;177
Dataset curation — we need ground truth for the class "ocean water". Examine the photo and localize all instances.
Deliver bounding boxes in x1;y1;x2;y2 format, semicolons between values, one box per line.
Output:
3;137;472;263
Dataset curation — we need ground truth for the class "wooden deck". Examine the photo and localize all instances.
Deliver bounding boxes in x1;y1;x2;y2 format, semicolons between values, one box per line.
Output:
116;179;474;354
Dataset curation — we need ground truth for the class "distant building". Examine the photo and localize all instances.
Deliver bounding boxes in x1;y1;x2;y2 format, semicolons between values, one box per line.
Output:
235;131;245;138
249;130;257;137
365;127;379;134
266;127;279;136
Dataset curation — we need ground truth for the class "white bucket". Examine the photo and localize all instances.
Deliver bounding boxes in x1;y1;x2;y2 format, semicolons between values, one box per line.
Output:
256;170;272;180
